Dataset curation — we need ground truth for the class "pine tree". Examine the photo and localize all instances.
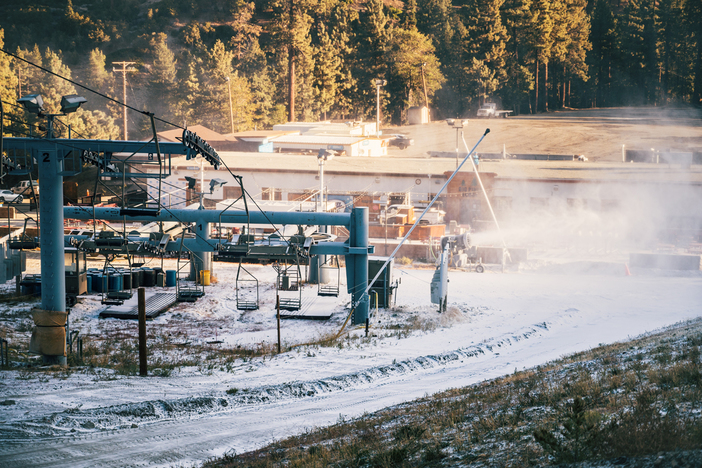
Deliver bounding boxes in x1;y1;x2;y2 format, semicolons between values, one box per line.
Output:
549;0;590;109
264;0;315;121
460;0;509;109
501;0;535;113
616;0;651;104
0;29;24;138
402;0;418;30
589;0;616;106
527;0;554;112
145;33;178;122
86;48;112;93
685;0;702;105
384;27;445;123
350;0;388;119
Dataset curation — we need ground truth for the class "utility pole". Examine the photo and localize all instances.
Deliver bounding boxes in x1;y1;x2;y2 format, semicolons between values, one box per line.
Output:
112;61;136;140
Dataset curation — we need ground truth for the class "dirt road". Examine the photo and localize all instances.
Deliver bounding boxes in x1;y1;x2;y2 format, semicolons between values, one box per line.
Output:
387;107;702;161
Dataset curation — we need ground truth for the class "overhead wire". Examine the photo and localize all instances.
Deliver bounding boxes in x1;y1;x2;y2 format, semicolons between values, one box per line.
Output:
0;48;183;131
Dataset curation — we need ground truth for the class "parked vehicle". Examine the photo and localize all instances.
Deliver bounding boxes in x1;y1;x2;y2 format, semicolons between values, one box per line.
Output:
388;134;414;150
0;190;23;203
11;180;39;195
477;102;513;118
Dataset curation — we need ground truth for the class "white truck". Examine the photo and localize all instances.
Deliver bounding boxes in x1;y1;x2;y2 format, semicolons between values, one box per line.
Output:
477;102;513;118
11;180;39;195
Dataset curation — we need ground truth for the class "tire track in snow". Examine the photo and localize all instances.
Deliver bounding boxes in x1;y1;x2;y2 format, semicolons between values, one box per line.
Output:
0;321;549;440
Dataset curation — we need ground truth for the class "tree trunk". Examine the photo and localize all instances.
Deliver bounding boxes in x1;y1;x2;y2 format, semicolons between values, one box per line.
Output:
694;35;702;106
562;65;567;108
544;61;549;112
534;58;539;114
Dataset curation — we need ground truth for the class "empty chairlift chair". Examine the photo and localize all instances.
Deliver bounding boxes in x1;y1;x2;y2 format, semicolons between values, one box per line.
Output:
317;255;340;297
175;229;205;302
235;261;259;310
274;261;302;311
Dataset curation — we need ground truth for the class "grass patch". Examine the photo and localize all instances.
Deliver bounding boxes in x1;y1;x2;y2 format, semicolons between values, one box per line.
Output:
202;319;702;467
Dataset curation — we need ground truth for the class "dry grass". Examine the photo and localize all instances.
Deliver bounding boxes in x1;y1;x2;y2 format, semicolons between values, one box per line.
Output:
203;320;702;467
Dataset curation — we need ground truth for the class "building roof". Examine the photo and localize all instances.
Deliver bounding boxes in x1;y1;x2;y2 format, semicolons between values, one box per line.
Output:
172;152;702;184
272;135;369;145
157;125;236;143
229;130;299;142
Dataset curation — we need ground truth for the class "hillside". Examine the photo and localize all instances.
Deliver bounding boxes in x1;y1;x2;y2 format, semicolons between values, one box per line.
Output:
205;318;702;467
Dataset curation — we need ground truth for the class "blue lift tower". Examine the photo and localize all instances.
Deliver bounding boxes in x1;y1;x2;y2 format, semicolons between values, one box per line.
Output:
3;104;372;364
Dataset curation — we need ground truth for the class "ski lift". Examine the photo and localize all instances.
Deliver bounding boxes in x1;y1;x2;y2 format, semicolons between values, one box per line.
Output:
8;218;39;250
317;255;340;297
235;261;259;310
175;227;204;302
274;260;302;310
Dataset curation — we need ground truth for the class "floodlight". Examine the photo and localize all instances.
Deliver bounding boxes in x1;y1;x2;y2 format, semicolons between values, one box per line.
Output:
209;178;228;193
185;176;197;189
60;95;87;114
17;94;45;115
317;148;336;161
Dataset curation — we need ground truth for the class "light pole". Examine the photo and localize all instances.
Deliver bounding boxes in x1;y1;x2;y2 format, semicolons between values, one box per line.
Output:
374;79;386;138
17;92;86;365
446;119;468;169
225;76;235;134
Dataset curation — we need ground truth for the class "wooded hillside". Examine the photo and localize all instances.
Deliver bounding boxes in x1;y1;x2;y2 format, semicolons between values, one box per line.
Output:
0;0;699;140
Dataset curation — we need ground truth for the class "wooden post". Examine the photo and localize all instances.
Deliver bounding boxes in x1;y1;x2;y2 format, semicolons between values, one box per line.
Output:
276;294;281;354
138;287;147;376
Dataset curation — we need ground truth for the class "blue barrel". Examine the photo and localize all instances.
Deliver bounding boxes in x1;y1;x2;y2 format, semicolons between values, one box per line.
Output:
166;270;177;287
132;270;140;288
116;274;124;291
86;275;93;293
108;274;117;291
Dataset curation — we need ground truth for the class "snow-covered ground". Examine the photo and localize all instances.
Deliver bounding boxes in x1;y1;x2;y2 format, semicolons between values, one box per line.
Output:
0;254;701;467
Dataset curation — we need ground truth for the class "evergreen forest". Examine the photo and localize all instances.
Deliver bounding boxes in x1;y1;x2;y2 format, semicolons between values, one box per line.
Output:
0;0;700;140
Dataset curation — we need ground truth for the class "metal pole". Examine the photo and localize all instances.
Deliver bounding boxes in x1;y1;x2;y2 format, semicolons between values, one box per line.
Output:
376;84;380;137
112;62;136;140
138;287;147;376
276;294;281;354
350;207;369;324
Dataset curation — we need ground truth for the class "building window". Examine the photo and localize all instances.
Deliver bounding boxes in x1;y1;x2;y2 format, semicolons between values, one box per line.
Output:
493;196;512;213
223;186;242;200
262;187;282;201
530;197;549;211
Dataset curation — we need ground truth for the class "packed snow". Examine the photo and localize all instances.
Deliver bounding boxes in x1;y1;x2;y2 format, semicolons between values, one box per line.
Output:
0;253;700;467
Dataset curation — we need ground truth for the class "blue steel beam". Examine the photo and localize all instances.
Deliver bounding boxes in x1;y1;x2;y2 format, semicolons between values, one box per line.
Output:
64;206;351;228
64;206;371;323
2;137;190;155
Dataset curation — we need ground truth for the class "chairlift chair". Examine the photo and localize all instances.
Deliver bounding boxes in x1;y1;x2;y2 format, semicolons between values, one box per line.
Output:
235;261;259;310
317;255;340;297
273;260;302;310
175;227;204;302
